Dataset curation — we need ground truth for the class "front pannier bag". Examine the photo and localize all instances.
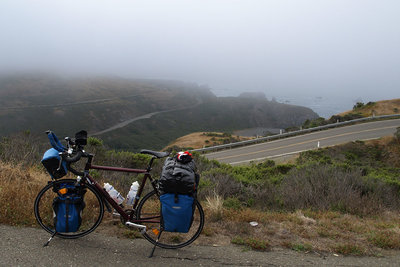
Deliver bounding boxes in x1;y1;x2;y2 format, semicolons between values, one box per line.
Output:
159;152;199;233
52;183;86;233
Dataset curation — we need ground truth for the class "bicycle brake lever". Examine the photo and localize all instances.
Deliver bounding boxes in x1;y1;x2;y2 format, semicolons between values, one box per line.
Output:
56;153;63;171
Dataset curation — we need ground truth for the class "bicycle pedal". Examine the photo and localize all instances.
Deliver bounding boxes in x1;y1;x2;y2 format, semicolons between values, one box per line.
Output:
125;222;147;233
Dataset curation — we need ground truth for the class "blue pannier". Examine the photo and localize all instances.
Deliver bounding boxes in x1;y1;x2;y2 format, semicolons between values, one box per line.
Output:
52;183;85;233
42;148;67;179
160;193;194;233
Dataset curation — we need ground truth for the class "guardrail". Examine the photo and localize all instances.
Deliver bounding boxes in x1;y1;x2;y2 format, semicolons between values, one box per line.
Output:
191;114;400;153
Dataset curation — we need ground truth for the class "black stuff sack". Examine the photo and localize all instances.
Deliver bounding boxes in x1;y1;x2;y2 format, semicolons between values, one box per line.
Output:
158;154;198;195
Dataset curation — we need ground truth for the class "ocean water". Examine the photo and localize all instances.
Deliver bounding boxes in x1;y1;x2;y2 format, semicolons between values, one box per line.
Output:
274;95;356;119
212;89;369;119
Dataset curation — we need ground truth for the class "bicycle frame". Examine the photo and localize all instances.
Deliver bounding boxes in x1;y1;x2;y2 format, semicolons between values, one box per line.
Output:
82;156;160;224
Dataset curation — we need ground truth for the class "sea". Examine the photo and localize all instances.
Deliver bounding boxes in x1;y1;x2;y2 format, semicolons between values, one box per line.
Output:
211;89;375;119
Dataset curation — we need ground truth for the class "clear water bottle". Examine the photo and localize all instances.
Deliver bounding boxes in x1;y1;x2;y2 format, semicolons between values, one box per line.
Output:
104;183;125;205
126;181;139;206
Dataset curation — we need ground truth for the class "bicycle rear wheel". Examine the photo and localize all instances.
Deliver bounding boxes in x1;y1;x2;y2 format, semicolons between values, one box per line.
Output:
136;190;204;249
34;178;104;239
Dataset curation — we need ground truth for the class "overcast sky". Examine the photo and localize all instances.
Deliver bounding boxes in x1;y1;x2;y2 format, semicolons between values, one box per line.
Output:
1;0;399;101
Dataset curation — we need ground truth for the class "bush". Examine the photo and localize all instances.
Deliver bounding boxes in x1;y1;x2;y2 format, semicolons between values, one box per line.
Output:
279;164;400;215
353;102;365;110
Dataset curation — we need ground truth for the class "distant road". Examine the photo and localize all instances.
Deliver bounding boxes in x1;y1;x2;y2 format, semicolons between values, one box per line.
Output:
92;99;203;136
206;119;400;165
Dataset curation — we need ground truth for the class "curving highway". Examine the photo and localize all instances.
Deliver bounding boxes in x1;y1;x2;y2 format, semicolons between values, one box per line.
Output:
206;119;400;165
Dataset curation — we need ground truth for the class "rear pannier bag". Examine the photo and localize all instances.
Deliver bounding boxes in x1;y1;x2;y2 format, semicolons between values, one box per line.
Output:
42;148;67;179
160;193;194;233
52;184;85;233
159;154;199;233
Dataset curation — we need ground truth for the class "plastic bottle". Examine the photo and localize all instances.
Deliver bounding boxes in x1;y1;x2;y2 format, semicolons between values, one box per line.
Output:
104;183;125;205
126;181;139;206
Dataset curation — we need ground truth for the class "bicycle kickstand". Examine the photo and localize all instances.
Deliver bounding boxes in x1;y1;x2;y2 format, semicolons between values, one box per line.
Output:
43;231;57;247
148;230;163;258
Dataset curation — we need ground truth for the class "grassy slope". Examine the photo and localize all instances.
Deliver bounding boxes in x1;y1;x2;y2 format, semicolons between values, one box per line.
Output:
164;132;254;150
0;75;318;151
0;75;214;137
340;99;400;117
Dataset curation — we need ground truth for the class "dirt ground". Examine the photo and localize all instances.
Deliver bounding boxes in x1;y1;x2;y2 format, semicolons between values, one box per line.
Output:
2;224;400;267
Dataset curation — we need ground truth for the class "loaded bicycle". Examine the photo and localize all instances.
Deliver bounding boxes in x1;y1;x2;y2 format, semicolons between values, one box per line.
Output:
34;130;204;256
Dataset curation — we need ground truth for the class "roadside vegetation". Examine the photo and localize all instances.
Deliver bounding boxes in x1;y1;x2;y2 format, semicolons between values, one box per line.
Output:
1;128;400;255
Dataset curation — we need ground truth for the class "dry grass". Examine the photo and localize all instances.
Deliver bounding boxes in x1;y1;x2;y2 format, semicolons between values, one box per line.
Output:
199;207;400;256
0;162;48;226
164;132;252;150
339;98;400;117
205;192;224;222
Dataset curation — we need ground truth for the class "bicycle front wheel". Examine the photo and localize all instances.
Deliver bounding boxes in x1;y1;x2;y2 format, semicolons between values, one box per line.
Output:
136;190;204;249
34;179;104;239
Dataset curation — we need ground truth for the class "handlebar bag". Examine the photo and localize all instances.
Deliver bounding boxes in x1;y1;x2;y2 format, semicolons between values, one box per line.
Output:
52;183;86;233
160;193;194;233
41;148;67;179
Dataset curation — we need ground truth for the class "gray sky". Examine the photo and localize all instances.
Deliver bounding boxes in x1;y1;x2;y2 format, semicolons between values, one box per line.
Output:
1;0;399;100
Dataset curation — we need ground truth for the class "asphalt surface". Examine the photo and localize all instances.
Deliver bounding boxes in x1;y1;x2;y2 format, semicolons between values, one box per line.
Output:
2;224;400;266
206;119;400;165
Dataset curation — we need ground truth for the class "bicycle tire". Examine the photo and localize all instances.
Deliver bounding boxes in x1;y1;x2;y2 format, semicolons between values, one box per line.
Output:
34;178;104;239
136;190;204;249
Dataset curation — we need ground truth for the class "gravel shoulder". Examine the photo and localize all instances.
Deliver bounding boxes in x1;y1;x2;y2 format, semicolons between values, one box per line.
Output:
1;224;400;266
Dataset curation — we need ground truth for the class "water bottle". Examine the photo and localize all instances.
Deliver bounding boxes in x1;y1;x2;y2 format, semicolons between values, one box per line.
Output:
126;181;139;206
104;183;125;205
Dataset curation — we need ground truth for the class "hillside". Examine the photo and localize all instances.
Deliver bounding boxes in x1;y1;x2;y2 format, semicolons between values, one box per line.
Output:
340;99;400;117
164;132;254;150
0;74;318;151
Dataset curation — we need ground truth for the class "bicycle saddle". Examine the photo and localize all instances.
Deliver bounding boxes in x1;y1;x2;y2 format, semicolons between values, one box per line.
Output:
140;149;170;158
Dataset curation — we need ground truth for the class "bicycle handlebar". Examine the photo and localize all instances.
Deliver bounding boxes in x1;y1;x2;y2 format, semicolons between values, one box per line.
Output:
62;150;83;163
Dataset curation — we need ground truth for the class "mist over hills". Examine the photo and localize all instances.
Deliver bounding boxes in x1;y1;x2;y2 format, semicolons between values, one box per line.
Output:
0;74;318;151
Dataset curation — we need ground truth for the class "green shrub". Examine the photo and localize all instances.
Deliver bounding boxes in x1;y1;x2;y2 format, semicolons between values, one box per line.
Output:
353;102;365;110
223;197;243;210
87;136;103;146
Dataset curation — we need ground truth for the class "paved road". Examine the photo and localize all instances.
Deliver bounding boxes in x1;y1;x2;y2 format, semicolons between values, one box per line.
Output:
206;119;400;165
2;224;400;266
